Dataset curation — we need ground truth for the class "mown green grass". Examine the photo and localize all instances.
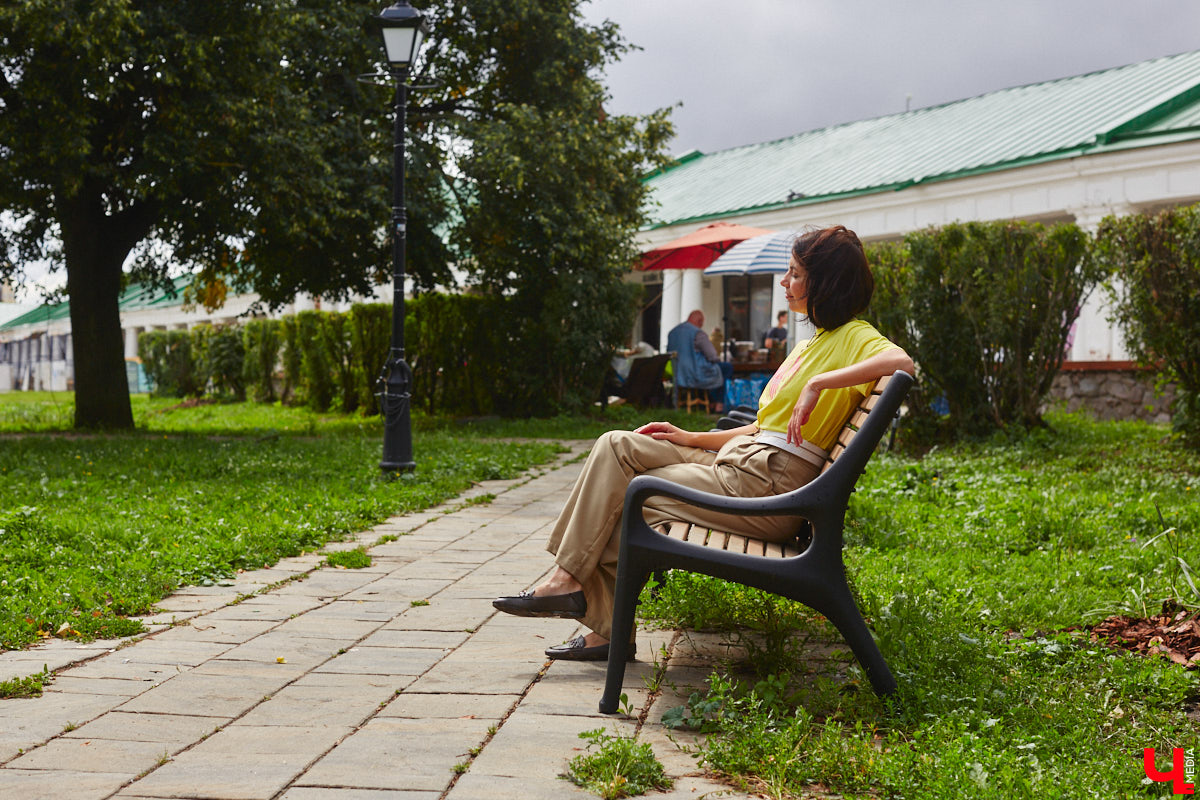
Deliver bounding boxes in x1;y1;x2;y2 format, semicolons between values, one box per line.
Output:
0;393;566;649
642;412;1200;799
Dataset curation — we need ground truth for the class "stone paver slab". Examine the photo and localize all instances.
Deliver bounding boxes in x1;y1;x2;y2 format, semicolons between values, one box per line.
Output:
0;769;131;800
379;692;517;720
152;618;278;645
281;789;440;800
297;717;492;792
446;772;592;800
273;616;381;641
358;629;469;650
467;710;633;781
234;675;398;728
62;712;227;745
313;646;447;677
115;672;289;718
7;736;172;774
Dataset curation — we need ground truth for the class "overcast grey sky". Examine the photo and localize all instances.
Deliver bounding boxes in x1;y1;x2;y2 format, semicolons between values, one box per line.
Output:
581;0;1200;156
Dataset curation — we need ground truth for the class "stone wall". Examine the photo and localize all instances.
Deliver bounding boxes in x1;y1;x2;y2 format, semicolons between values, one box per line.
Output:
1047;366;1174;423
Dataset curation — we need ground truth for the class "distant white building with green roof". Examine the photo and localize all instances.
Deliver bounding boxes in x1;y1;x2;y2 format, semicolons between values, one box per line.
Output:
630;48;1200;406
0;277;384;393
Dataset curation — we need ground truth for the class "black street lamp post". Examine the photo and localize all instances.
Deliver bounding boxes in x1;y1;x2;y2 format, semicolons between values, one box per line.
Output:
374;1;429;473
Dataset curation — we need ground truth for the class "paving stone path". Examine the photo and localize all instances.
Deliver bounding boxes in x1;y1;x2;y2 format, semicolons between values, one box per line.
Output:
0;442;753;800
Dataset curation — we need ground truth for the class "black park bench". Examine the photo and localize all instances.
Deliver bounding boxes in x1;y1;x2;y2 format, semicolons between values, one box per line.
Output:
599;370;914;713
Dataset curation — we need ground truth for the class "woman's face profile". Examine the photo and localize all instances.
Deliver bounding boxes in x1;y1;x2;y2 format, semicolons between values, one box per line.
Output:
781;257;808;313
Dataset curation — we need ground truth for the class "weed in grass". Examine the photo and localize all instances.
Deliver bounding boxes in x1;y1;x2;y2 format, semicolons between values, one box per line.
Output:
563;728;672;800
325;548;372;570
0;666;51;698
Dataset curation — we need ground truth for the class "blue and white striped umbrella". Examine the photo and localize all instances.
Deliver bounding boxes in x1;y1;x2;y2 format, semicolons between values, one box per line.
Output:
702;231;798;275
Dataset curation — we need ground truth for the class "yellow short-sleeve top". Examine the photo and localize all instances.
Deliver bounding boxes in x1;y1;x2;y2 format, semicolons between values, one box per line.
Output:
756;319;897;451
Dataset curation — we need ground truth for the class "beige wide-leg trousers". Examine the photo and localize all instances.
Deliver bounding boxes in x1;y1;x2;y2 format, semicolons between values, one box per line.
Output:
546;430;821;641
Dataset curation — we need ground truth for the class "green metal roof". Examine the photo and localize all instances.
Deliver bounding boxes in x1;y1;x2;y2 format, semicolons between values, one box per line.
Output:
0;276;191;331
644;49;1200;227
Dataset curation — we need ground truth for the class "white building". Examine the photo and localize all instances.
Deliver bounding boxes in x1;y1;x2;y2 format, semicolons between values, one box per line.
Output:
626;49;1200;418
0;277;388;393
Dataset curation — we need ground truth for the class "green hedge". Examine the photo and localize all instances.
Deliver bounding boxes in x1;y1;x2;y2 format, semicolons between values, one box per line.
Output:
135;298;501;417
1096;205;1200;446
868;219;1101;437
137;330;199;398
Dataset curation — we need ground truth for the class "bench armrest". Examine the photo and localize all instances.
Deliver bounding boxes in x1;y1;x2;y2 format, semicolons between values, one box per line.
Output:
622;472;835;526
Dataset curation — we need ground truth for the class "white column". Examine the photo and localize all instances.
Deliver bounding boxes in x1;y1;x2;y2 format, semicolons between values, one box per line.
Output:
659;269;684;353
680;269;704;324
1069;204;1136;362
124;327;140;359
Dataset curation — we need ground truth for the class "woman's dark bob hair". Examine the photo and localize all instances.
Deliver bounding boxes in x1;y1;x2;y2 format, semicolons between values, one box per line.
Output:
791;225;874;330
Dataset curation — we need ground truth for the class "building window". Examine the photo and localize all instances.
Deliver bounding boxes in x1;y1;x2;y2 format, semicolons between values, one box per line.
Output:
721;274;775;347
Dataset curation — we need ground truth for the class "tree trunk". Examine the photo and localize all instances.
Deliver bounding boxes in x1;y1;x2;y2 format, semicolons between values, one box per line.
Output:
60;190;138;430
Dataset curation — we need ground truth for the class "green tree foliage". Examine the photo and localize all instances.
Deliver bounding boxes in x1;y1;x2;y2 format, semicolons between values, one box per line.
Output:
868;221;1099;435
0;1;392;429
414;0;674;413
1095;205;1200;445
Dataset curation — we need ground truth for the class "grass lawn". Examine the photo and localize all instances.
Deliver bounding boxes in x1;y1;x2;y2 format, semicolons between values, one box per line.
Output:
642;413;1200;798
2;391;1197;797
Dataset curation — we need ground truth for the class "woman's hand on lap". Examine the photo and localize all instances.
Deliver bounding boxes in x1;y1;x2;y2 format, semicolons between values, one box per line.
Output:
635;421;689;445
787;383;821;445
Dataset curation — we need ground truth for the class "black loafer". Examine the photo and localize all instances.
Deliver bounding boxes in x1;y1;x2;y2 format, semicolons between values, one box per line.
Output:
492;589;586;619
545;636;636;662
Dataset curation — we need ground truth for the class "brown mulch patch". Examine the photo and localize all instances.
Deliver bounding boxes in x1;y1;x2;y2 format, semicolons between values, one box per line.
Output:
1084;602;1200;668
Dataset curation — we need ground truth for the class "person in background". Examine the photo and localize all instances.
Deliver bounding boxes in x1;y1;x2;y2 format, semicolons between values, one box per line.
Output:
764;310;789;349
665;310;732;413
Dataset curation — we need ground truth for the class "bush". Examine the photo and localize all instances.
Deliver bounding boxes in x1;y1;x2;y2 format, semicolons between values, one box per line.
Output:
407;293;506;416
138;329;199;398
201;325;245;400
321;311;356;414
1096;205;1200;446
868;221;1099;436
348;303;391;416
295;310;335;412
279;314;302;406
242;318;282;403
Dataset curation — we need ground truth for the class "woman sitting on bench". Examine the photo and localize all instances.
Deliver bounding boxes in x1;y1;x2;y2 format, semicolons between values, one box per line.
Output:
493;225;915;661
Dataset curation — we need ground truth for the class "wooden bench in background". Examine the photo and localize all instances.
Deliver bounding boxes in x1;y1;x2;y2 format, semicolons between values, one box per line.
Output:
599;370;914;713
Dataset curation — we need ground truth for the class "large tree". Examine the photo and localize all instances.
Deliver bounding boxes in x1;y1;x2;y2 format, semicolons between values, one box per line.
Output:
0;1;393;428
2;0;673;426
412;0;674;412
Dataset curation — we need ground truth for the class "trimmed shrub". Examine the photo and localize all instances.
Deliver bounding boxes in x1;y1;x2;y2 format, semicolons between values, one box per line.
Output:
406;293;507;416
321;311;356;414
1096;205;1200;445
205;325;245;400
279;314;303;406
138;329;199;398
242;318;282;403
867;220;1099;435
295;310;335;412
348;303;391;416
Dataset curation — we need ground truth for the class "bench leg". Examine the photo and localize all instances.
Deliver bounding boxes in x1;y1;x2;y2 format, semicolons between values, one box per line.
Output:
599;564;648;714
819;583;897;696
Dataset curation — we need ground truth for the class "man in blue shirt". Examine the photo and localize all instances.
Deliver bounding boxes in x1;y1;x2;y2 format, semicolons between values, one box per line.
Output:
667;310;732;412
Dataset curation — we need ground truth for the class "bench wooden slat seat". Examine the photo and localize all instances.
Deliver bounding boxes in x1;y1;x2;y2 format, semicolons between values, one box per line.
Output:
599;370;914;714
